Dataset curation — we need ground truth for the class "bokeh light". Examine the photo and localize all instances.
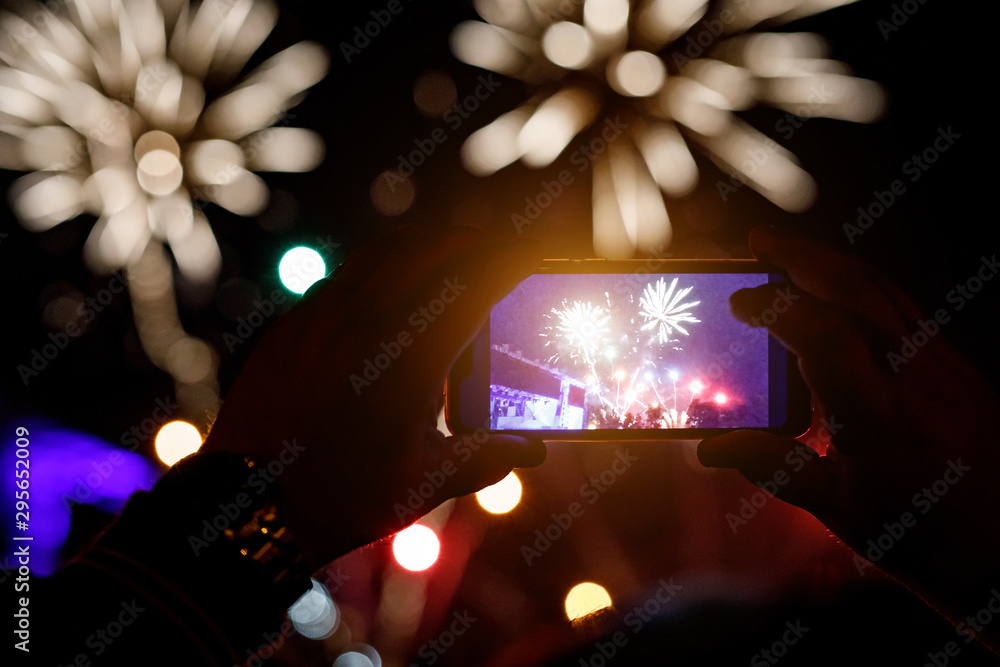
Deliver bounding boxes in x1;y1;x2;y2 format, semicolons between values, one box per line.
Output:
288;578;339;639
336;645;382;667
608;50;666;97
451;0;885;258
370;170;416;216
334;653;375;667
564;582;613;621
279;246;326;294
154;421;203;466
0;0;329;425
475;471;522;514
392;525;441;572
413;70;458;117
0;421;160;576
542;22;594;70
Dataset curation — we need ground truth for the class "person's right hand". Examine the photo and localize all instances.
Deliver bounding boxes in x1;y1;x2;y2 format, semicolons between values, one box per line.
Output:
697;226;1000;652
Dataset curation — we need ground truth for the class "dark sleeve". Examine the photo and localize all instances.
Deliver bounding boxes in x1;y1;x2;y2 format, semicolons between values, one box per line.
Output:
29;453;312;667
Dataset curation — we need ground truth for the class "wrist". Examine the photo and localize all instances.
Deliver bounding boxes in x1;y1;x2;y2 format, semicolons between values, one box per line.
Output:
201;427;364;566
92;450;314;658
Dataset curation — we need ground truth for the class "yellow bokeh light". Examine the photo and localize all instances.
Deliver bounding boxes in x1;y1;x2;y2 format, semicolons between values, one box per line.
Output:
564;582;613;621
154;421;203;466
475;472;522;514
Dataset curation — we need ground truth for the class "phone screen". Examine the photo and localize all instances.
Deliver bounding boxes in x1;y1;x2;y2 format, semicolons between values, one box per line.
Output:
458;266;797;436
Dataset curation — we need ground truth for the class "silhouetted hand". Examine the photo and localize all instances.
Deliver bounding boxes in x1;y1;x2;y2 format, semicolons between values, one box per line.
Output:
698;226;1000;652
204;226;547;568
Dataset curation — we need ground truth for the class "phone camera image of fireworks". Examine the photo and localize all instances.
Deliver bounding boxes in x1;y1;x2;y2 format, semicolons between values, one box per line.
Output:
541;277;711;429
489;271;770;430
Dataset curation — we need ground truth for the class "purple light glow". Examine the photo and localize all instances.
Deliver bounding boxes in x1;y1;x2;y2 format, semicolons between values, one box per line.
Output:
3;419;161;576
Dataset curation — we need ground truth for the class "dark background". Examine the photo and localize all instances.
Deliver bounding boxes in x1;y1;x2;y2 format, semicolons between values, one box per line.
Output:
0;2;996;448
1;0;993;445
1;0;996;665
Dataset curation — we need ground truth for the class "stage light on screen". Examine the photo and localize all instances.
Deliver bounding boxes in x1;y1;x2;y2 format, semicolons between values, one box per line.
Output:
476;471;522;514
564;582;613;621
279;247;326;294
392;525;441;571
714;392;728;405
154;421;203;466
689;380;704;394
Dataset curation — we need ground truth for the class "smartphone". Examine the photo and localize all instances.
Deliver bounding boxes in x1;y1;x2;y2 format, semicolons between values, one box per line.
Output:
446;259;810;440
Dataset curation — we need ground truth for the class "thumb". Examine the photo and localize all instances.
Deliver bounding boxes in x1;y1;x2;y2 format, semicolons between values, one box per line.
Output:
440;433;546;500
698;430;838;518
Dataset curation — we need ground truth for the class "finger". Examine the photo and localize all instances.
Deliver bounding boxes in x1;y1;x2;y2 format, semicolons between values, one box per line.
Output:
863;265;928;328
309;225;423;305
434;235;544;347
362;227;502;311
698;430;839;519
748;226;911;340
439;433;547;500
341;227;541;344
392;236;545;395
729;283;889;418
384;431;545;532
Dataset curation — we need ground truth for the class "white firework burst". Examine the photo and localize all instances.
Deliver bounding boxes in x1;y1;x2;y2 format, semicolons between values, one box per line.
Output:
0;0;329;422
551;299;611;366
639;277;699;343
451;0;885;257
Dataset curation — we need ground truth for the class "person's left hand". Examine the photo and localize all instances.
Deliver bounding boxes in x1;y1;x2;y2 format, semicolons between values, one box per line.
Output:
203;226;547;568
